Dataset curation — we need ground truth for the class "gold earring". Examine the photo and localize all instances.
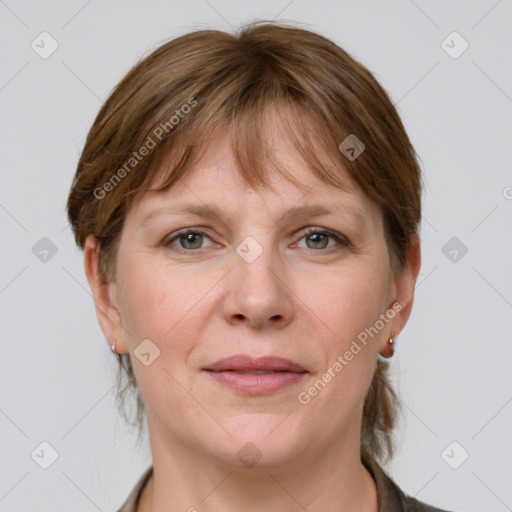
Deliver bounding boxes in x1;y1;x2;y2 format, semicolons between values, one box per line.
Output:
380;332;395;358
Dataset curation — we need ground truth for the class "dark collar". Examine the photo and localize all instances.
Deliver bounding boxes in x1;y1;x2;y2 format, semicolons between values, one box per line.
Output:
117;458;449;512
117;465;153;512
362;453;408;511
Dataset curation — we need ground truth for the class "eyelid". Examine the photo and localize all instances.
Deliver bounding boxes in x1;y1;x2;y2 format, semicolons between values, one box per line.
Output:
162;227;215;249
295;226;351;249
163;226;351;253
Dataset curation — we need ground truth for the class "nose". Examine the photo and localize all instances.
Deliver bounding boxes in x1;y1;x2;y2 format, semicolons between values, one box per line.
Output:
222;245;295;330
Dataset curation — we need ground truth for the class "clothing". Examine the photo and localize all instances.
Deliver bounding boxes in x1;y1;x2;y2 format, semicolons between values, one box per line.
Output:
116;455;454;512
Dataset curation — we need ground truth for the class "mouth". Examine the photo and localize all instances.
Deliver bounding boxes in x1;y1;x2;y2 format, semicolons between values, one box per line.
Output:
203;355;307;373
221;370;288;374
202;355;308;395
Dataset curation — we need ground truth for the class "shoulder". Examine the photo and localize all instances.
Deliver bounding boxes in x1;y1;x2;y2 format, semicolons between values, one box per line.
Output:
116;465;154;512
362;454;456;512
402;494;456;512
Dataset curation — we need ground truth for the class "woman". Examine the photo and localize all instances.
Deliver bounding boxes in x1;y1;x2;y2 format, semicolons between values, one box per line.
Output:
66;21;455;512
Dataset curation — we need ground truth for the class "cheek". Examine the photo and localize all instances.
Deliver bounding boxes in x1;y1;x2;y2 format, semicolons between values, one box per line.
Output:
293;262;389;404
117;259;217;373
116;264;203;408
297;263;389;348
118;256;194;336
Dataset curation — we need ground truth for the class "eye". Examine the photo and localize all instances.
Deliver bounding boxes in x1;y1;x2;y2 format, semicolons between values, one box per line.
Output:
163;227;350;255
163;229;214;253
294;227;350;251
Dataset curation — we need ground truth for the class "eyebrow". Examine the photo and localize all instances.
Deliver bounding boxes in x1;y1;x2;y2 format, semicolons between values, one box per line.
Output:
139;202;364;228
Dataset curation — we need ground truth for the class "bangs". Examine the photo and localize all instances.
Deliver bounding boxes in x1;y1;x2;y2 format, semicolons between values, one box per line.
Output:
130;95;355;208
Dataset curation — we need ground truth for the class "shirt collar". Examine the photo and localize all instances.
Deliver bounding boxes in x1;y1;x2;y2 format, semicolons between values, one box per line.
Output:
117;457;408;512
362;453;408;511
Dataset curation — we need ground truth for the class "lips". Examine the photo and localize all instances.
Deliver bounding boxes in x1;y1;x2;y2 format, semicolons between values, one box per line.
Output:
202;355;308;395
203;355;307;373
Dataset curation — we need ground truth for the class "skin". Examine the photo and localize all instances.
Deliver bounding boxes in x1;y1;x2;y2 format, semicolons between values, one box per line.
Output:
84;113;421;511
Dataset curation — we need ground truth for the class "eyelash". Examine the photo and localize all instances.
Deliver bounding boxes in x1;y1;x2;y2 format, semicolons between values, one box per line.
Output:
163;227;350;255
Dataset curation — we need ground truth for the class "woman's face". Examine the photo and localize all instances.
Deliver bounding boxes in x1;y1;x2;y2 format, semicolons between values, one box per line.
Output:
86;125;419;470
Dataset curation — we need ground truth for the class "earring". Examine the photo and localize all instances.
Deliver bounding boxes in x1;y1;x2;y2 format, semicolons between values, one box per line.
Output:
111;340;117;353
380;332;396;358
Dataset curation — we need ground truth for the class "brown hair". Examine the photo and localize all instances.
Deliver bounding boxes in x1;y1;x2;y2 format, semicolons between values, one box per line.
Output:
66;20;422;464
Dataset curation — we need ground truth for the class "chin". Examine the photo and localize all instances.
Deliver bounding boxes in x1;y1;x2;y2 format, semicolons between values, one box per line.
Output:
210;441;303;472
203;417;308;470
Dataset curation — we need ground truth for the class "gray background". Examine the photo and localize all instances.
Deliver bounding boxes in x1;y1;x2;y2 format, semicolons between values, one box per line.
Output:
1;0;511;510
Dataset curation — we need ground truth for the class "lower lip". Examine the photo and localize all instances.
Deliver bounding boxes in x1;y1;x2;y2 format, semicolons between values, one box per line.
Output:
205;370;307;395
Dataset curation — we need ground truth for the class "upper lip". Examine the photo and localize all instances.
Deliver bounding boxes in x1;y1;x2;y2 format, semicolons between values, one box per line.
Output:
203;355;307;373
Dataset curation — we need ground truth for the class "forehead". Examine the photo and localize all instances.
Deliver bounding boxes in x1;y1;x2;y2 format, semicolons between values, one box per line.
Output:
133;142;362;217
126;105;378;226
127;146;382;243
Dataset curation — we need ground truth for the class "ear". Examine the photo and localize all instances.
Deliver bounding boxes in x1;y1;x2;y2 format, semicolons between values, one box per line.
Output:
380;233;421;354
83;234;128;354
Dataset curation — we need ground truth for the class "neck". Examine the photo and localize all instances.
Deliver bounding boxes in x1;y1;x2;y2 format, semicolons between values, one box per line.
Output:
138;414;378;512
